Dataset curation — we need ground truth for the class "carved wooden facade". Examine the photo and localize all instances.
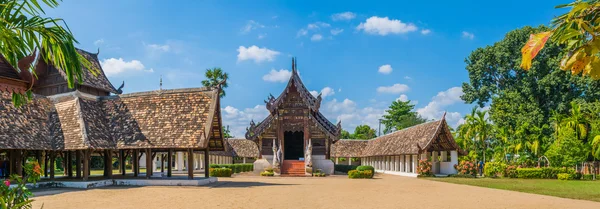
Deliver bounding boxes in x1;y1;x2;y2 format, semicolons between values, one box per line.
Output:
246;58;341;160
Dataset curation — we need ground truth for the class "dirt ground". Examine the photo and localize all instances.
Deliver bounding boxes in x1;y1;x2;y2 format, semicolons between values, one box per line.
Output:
32;174;600;209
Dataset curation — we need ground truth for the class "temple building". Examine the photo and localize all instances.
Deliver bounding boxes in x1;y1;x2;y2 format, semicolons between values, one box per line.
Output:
331;116;466;177
0;49;225;180
246;58;342;175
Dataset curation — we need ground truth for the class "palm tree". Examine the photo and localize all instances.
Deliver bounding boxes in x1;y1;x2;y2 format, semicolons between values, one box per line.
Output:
562;101;589;141
1;0;93;106
201;67;229;98
462;107;492;162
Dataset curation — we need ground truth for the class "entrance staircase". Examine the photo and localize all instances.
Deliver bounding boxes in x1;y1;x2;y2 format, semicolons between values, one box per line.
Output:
282;160;305;176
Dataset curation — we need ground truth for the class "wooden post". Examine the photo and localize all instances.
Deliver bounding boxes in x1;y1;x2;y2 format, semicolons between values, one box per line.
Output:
43;151;49;177
82;150;89;180
161;154;165;173
15;150;23;176
187;149;194;179
167;149;173;177
133;150;139;177
35;150;41;164
49;151;55;181
76;150;81;178
119;150;126;176
145;149;152;179
204;148;210;177
104;150;113;179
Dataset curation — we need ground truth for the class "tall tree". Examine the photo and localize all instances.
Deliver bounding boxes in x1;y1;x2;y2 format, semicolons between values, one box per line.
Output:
381;100;426;134
353;125;377;140
201;67;229;98
1;0;94;106
463;108;493;162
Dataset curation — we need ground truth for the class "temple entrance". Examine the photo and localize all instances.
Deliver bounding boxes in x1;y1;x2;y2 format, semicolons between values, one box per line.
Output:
284;131;304;160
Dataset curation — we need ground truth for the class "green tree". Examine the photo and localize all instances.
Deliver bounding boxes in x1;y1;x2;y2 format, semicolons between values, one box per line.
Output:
1;0;94;106
222;126;233;138
545;129;589;167
201;67;229;98
353;125;377;140
463;108;493;162
340;130;352;139
562;101;589;141
381;100;426;134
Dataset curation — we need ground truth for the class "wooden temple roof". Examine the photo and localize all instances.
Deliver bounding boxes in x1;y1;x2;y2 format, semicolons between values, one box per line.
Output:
0;87;226;151
245;58;342;141
225;138;259;158
0;54;28;93
331;115;466;157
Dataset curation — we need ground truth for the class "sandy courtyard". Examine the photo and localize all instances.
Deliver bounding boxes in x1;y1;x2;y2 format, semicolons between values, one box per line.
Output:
32;174;600;209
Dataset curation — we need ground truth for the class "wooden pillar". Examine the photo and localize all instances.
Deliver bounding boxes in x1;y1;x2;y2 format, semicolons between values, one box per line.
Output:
167;149;173;177
145;149;152;179
66;151;73;177
204;148;210;177
133;150;139;177
8;150;14;176
160;154;165;173
49;151;55;181
187;149;194;179
82;150;89;180
119;150;127;176
35;150;42;164
104;150;112;179
76;150;81;178
15;150;23;176
43;151;49;177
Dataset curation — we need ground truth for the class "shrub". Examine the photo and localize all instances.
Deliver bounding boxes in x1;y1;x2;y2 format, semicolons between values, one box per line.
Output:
582;174;594;180
260;171;274;176
516;168;543;179
504;165;518;178
557;173;573;180
448;173;476;178
209;168;232;177
348;170;373;179
484;162;507;178
417;159;433;176
356;165;375;178
313;169;326;177
455;161;477;176
0;162;42;209
334;165;358;173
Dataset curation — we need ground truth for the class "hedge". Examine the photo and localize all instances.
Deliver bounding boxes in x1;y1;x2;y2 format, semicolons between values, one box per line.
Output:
583;174;594;180
209;168;232;177
516;167;576;179
209;164;254;173
484;162;507;178
334;165;358;173
356;165;375;178
448;173;476;178
348;170;373;179
557;173;573;180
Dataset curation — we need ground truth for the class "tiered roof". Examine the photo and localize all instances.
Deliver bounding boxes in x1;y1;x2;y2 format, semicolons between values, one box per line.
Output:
331;116;465;157
0;87;225;151
0;54;28;93
225;138;259;158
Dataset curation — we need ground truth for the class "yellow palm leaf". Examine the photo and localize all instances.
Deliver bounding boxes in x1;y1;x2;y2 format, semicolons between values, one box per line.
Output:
521;31;553;70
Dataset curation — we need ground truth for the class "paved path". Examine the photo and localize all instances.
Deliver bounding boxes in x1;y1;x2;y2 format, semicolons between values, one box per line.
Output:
32;174;600;209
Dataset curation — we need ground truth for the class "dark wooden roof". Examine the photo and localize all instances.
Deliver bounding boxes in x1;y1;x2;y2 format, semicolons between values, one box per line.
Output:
0;54;28;93
0;87;226;151
331;116;465;157
245;58;341;141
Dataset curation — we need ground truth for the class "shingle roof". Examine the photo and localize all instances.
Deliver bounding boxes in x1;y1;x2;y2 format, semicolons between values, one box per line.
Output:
0;54;28;93
331;118;464;157
52;49;118;94
225;138;259;158
0;87;225;151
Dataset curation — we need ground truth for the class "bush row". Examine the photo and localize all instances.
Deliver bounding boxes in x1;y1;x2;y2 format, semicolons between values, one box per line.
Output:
356;166;374;178
209;164;253;173
516;167;576;179
209;168;232;177
348;170;373;179
334;165;358;173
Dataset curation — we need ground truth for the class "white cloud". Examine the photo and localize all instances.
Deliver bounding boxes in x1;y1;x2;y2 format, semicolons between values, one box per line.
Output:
241;20;265;34
311;34;323;41
146;43;170;52
404;76;413;80
330;28;344;35
258;34;267;39
307;22;330;30
100;58;154;77
376;83;410;94
221;105;270;137
421;29;431;35
322;98;386;135
237;45;280;63
331;12;356;21
357;16;418;36
297;29;308;37
397;94;409;102
94;39;104;46
416;87;464;127
262;69;292;83
378;64;393;74
462;31;475;40
310;87;335;98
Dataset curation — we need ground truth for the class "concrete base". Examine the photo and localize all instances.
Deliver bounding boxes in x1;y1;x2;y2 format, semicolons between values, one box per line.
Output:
253;159;271;174
375;170;418;177
24;177;218;189
312;159;334;175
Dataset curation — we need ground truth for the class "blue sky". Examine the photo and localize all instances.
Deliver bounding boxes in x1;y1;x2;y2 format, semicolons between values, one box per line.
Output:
47;0;567;137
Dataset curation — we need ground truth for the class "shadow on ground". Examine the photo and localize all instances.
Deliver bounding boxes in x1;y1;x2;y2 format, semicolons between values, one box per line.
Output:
209;181;297;188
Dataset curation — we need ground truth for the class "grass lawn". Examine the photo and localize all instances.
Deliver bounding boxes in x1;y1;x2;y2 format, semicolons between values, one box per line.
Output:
430;178;600;202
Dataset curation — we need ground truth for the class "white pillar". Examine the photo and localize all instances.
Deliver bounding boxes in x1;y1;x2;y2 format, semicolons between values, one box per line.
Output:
386;156;390;171
400;155;405;172
432;151;439;174
412;155;417;173
450;150;458;173
348;157;352;165
243;157;246;164
177;152;184;171
336;158;339;164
